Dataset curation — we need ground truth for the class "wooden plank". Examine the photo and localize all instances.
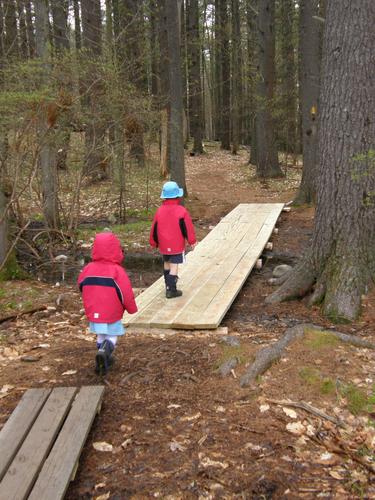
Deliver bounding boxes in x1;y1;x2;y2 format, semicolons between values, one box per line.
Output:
125;203;284;329
28;386;104;500
0;388;51;482
0;387;76;500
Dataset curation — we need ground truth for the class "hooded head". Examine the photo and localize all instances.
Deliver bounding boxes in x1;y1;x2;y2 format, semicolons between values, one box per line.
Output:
91;232;124;264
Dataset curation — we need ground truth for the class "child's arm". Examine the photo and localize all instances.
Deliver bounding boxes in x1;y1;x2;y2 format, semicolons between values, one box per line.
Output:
116;268;138;314
149;215;158;248
183;210;197;246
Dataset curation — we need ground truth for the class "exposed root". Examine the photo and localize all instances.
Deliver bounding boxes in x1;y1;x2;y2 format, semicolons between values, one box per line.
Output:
240;323;375;388
265;261;316;304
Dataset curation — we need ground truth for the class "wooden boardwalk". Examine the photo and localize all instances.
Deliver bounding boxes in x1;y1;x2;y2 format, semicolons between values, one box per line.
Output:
124;203;284;330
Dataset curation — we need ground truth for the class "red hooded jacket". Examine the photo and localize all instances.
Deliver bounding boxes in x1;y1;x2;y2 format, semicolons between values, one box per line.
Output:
78;232;138;323
150;199;196;254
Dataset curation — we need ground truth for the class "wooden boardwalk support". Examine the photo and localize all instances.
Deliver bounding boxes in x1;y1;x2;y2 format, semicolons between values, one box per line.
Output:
124;203;284;330
0;386;104;500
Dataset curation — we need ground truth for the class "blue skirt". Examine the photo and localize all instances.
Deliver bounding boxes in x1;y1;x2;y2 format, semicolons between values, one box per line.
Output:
89;320;125;336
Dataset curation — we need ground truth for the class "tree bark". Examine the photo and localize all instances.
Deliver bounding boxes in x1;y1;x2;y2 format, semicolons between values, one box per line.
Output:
294;0;322;204
187;0;204;155
255;0;283;177
218;0;230;150
166;0;186;192
4;0;18;58
24;0;35;57
16;0;28;58
231;0;240;154
149;0;159;97
72;0;81;50
278;0;297;154
35;0;60;229
81;0;108;181
246;0;257;164
51;0;69;52
267;0;375;322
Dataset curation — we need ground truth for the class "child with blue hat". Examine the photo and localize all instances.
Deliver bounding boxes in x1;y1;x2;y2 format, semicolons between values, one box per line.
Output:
150;181;197;298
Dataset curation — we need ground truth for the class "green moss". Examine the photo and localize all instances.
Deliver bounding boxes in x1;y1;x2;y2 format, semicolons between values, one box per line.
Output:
320;378;335;395
304;329;340;349
214;345;246;370
299;366;321;385
0;252;27;281
342;384;368;415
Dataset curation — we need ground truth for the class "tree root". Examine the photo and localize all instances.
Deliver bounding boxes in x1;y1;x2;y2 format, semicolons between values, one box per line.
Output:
216;356;239;377
240;323;375;387
267;399;343;426
265;261;316;304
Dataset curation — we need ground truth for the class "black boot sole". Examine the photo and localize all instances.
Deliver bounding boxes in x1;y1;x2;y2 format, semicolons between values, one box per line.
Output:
166;290;183;299
95;351;108;376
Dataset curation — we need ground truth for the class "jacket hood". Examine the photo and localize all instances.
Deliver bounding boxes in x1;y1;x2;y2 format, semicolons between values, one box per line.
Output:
92;232;124;264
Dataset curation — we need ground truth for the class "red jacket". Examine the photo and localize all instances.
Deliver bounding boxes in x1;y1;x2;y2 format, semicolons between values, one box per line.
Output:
78;232;138;323
150;199;196;254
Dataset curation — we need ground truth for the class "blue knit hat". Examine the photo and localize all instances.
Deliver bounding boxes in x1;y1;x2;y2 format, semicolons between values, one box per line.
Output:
161;181;184;199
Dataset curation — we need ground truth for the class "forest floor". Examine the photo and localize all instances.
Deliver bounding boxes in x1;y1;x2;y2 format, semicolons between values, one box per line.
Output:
1;143;375;499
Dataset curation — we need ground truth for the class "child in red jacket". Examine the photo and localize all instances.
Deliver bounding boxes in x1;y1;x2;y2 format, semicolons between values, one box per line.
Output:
150;181;196;298
78;232;138;375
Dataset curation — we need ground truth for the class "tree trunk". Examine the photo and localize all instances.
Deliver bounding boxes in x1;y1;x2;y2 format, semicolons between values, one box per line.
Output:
246;0;257;164
267;0;375;322
157;0;170;176
278;0;297;154
186;0;204;155
149;0;159;97
16;0;28;58
218;0;230;150
35;0;60;229
72;0;81;50
24;0;35;57
213;0;221;141
0;134;9;267
231;0;240;154
255;0;283;177
294;0;322;204
166;0;186;192
81;0;108;181
4;0;18;58
51;0;69;52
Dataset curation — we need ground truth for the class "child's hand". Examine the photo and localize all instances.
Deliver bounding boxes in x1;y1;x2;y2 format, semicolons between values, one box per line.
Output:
191;242;197;250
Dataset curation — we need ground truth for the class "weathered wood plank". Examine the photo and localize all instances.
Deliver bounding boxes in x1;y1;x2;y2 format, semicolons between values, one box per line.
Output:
0;387;76;500
28;386;104;500
0;388;51;482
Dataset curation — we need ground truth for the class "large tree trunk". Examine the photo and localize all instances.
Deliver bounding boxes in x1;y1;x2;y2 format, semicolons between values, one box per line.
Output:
35;0;60;229
4;0;18;58
166;0;186;192
149;0;159;97
294;0;322;205
213;0;221;141
246;0;257;165
24;0;35;57
81;0;108;181
186;0;204;155
218;0;230;150
278;0;297;154
267;0;375;322
51;0;69;52
72;0;81;50
255;0;283;177
0;135;9;267
231;0;241;154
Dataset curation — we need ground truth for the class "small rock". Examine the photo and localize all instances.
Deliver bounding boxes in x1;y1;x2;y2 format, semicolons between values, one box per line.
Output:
221;335;240;347
21;356;41;362
273;264;292;278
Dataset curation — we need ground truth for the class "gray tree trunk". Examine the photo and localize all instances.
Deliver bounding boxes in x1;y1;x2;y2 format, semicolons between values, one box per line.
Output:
267;0;375;322
16;0;28;58
213;0;221;141
218;0;230;150
35;0;60;229
278;0;297;154
294;0;322;204
4;0;18;57
149;0;159;97
0;135;9;267
81;0;108;181
72;0;81;50
166;0;186;192
255;0;282;177
24;0;35;57
231;0;241;154
246;0;257;164
187;0;203;155
51;0;69;52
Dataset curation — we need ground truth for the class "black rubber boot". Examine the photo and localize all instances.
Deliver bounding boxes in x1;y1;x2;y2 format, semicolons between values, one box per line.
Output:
166;274;182;299
95;339;114;375
163;269;170;288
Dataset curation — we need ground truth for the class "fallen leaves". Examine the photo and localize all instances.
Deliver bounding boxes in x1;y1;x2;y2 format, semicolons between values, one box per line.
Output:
286;422;306;435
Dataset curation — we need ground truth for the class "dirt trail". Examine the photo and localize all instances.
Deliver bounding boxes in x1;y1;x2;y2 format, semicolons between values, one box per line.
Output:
1;147;375;498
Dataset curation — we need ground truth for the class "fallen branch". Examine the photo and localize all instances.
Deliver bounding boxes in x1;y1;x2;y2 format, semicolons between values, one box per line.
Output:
267;399;343;427
0;305;48;324
240;323;375;387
